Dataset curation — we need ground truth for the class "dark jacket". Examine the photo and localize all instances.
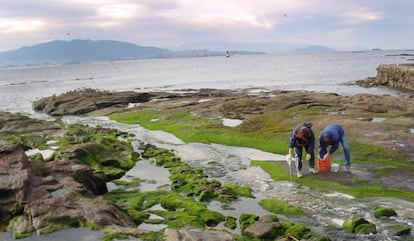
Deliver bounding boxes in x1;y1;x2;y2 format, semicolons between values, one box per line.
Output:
289;123;315;151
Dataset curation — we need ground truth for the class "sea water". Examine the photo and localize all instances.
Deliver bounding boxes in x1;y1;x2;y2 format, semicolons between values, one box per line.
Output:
0;50;410;114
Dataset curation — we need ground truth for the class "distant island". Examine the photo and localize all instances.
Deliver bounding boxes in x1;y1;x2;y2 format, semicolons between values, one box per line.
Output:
0;39;263;66
290;45;335;53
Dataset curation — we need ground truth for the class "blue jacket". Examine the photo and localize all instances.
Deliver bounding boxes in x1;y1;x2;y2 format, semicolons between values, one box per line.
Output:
319;124;345;154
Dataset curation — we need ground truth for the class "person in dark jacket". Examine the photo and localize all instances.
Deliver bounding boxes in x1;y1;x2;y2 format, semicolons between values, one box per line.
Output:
288;122;317;178
318;124;351;172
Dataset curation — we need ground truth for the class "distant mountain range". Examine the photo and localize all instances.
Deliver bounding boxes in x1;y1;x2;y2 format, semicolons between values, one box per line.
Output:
0;39;337;67
0;39;263;66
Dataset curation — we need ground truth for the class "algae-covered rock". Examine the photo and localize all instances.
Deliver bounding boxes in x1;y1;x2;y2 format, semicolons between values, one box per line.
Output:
259;198;304;217
374;206;397;218
159;192;224;228
243;221;280;239
342;215;374;234
224;216;237;230
239;213;259;232
284;223;313;240
390;225;411;236
354;223;377;234
243;215;283;239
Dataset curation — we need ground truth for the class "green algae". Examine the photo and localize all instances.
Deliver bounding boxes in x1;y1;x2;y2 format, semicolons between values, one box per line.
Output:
284;222;313;239
259;198;304;217
224;216;237;230
251;160;414;201
374;206;397;218
141;144;254;203
239;213;259;232
109;107;414;201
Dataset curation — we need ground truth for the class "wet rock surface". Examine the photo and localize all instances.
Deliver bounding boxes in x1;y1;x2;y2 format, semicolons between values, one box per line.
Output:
0;112;138;237
33;88;414;192
3;86;414;240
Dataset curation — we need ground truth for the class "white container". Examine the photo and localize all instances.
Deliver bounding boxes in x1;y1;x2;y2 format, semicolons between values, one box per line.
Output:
331;163;339;173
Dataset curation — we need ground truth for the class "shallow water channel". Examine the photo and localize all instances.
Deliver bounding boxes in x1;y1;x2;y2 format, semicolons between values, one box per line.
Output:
2;116;413;241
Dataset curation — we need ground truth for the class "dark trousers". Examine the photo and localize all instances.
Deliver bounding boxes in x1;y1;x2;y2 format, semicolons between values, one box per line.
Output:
295;145;315;171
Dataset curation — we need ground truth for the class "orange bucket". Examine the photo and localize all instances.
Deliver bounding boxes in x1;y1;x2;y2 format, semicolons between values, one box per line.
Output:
317;156;331;173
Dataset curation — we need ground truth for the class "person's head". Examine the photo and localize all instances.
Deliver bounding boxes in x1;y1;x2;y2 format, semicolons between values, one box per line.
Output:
297;126;311;139
321;135;331;147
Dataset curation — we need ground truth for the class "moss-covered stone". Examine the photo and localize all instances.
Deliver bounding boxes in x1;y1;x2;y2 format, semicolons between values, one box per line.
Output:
342;215;372;233
239;213;259;232
160;192;224;227
259;198;304;217
224;216;237;230
390;225;411;236
374;206;397;218
354;223;377;234
284;223;312;240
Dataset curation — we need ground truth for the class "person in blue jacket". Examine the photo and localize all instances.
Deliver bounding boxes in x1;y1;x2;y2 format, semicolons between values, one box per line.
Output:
318;124;351;172
288;122;317;178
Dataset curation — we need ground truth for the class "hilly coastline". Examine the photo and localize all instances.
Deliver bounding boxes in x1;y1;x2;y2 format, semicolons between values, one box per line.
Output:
0;39;263;66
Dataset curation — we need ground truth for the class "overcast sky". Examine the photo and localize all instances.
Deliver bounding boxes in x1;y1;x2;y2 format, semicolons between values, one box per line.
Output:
0;0;413;52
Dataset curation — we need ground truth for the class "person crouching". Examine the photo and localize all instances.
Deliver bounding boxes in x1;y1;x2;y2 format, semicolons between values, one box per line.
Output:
288;122;318;178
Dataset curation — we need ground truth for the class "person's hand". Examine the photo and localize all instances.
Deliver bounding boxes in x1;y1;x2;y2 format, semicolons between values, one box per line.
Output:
323;153;330;159
306;153;311;161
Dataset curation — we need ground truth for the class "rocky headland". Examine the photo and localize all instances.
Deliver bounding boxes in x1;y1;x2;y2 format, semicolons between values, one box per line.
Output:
357;64;414;91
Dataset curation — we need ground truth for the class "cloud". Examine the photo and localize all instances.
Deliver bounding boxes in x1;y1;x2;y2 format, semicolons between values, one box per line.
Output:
0;18;45;33
341;7;383;24
0;0;413;51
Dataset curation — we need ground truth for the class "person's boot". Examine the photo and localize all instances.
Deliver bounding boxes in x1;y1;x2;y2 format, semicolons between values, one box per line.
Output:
344;166;351;173
309;167;318;174
297;170;304;178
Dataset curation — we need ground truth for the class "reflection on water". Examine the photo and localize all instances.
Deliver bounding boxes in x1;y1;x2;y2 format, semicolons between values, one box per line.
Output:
121;158;171;192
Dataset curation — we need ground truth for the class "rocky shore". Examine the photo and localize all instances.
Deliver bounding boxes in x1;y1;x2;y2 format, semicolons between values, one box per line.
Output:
357;64;414;91
0;112;139;238
2;86;414;240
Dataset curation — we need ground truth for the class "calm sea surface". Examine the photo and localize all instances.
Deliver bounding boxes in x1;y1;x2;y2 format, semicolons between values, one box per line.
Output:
0;50;410;114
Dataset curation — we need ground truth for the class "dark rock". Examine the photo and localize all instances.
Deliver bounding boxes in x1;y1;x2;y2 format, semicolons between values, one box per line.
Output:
10;195;135;236
0;141;41;221
33;88;154;116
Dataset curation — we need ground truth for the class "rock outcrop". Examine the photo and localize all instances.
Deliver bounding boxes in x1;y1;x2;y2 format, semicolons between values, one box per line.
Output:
357;64;414;91
32;88;153;116
0;112;139;237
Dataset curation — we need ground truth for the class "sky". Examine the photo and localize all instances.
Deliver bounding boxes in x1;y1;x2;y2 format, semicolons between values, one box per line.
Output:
0;0;413;52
